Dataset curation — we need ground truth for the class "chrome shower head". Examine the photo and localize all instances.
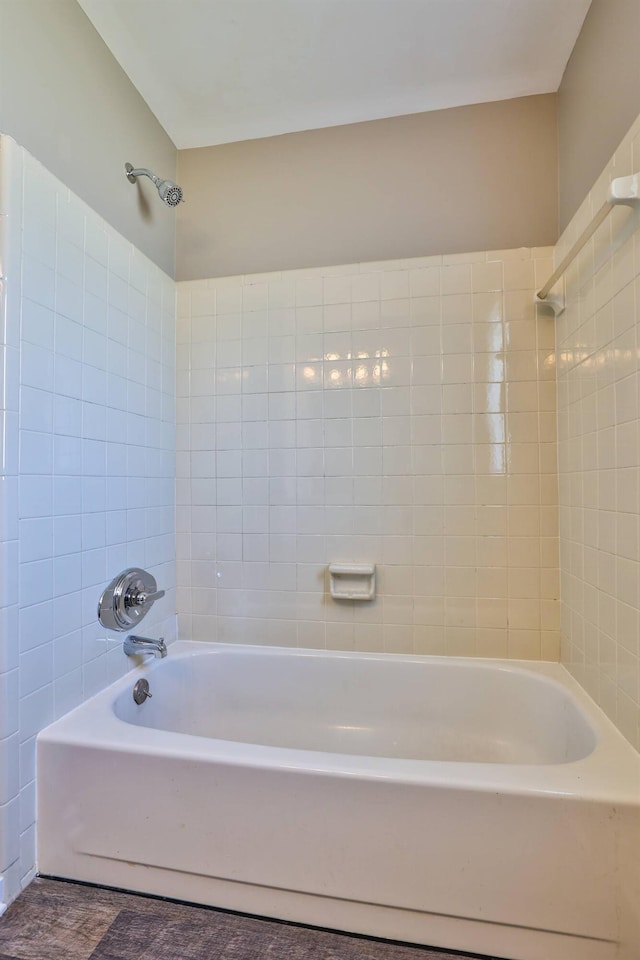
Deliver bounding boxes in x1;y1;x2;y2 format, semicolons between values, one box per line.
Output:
125;163;184;207
156;178;184;207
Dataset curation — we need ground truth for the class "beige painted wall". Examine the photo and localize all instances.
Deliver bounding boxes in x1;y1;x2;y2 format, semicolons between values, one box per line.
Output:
558;0;640;231
0;0;177;275
176;95;557;281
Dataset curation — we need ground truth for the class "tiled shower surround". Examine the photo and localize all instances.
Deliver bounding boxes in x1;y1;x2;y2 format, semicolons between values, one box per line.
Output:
0;136;176;904
557;111;640;751
176;250;560;659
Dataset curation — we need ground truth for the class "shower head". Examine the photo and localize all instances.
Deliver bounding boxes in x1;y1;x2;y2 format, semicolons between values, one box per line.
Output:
156;179;183;207
125;163;184;207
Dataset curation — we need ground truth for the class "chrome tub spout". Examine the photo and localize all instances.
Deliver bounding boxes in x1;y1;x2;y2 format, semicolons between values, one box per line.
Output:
123;635;167;659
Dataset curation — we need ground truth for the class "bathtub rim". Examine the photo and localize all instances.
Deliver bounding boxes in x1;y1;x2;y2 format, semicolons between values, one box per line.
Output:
37;640;640;804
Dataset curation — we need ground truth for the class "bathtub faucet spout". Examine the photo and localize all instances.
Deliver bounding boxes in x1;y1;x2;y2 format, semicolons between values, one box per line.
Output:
123;635;167;659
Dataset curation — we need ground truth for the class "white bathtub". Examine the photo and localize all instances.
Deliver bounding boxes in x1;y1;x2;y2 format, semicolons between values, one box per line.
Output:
37;642;640;960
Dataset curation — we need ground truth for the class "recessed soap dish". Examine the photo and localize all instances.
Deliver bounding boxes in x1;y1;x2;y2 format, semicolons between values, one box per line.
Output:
328;563;376;601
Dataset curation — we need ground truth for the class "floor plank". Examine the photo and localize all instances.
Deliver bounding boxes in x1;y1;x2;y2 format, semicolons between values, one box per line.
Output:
0;878;495;960
0;885;117;960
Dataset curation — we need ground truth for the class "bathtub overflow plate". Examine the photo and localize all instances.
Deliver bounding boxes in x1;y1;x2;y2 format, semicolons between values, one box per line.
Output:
133;679;152;705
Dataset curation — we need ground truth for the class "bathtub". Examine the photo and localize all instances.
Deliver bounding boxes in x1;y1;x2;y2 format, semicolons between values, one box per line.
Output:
37;642;640;960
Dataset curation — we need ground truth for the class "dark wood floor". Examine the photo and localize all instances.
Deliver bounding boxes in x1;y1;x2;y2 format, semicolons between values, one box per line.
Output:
0;877;497;960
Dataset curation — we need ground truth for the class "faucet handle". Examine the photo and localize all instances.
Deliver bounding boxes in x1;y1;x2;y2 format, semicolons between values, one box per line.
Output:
129;588;165;607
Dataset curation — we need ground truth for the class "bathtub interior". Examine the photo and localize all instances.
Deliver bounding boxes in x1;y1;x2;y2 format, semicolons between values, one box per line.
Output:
112;647;597;765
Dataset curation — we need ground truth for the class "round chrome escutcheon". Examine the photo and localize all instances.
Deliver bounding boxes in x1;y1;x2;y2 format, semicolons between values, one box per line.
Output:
97;567;165;632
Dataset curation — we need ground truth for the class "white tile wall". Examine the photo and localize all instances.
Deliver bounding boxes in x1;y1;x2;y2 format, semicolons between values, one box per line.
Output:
0;136;21;909
557;110;640;751
0;135;176;905
176;250;559;660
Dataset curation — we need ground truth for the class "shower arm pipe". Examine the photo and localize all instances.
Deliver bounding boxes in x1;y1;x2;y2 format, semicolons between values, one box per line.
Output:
536;172;640;309
126;166;160;185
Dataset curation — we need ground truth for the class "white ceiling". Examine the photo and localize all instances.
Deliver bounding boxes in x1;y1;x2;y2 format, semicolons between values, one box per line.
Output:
78;0;592;150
